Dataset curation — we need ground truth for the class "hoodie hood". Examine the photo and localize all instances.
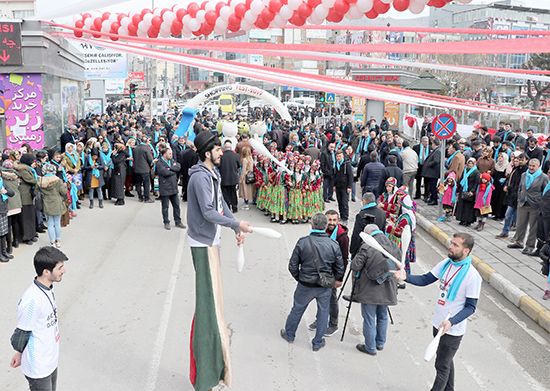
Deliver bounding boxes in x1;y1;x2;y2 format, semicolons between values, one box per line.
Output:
39;175;60;189
188;161;220;181
327;223;348;238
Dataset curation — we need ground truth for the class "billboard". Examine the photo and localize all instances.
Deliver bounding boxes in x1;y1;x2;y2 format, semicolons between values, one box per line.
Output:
0;73;45;149
78;42;128;80
0;22;22;66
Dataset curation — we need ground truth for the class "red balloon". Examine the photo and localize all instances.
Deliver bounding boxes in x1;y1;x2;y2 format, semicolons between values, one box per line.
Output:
333;0;349;15
151;15;162;28
201;1;209;9
234;4;247;18
102;12;111;20
347;0;358;3
110;34;119;41
215;2;225;14
255;16;269;29
132;14;142;26
326;9;344;22
205;10;218;25
307;0;322;7
365;9;378;18
393;0;409;11
245;0;253;7
110;22;120;32
269;0;282;13
141;9;152;18
117;14;126;22
260;9;274;22
148;26;159;38
74;30;83;38
93;17;103;30
228;15;241;32
75;20;84;28
201;23;214;35
176;9;187;20
373;0;390;14
82;12;92;19
187;2;200;17
288;12;306;26
171;20;183;35
192;30;202;36
128;23;138;36
297;3;312;18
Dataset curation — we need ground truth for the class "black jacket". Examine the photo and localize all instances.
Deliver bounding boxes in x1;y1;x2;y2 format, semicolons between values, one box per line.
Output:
133;144;153;175
157;158;181;196
333;161;353;189
350;206;387;258
360;162;385;196
421;148;441;179
289;232;345;287
320;150;335;178
378;165;403;195
505;165;527;208
526;146;544;163
219;150;241;186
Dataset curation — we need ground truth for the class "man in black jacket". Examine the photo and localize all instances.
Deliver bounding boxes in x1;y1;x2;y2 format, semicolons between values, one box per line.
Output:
219;140;241;213
157;146;186;230
133;137;154;203
281;213;345;352
178;142;199;202
321;142;336;202
422;139;442;205
333;150;353;223
496;153;527;238
378;155;403;196
350;192;386;258
413;136;430;200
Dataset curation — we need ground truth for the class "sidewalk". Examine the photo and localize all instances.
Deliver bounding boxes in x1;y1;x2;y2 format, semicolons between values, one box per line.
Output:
415;201;550;333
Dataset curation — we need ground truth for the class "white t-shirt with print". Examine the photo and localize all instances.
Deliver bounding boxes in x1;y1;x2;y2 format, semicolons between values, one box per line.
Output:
17;282;60;379
430;260;482;336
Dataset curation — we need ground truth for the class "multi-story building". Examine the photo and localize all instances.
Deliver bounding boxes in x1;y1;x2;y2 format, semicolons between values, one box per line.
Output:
0;0;35;19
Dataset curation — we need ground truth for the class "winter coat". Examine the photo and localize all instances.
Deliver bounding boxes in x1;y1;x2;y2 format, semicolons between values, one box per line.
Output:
0;184;15;214
156;158;181;197
219;150;241;186
350;206;387;258
378;165;403;195
83;157;105;189
38;175;67;217
326;224;350;269
15;163;37;206
446;152;465;180
320;150;335;178
360;162;385;195
421;148;441;179
1;169;22;211
351;233;400;306
333;160;353;189
505;165;526;208
239;156;255;201
111;151;127;200
518;171;549;208
400;147;419;174
288;232;345;287
133;144;154;175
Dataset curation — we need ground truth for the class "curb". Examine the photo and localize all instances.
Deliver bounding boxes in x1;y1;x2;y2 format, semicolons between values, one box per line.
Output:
416;213;550;334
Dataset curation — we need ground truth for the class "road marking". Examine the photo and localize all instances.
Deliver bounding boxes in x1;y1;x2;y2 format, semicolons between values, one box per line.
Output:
281;229;329;391
144;232;186;391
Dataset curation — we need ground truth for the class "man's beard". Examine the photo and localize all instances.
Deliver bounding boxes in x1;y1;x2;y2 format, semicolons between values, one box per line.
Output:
328;224;336;231
448;252;460;261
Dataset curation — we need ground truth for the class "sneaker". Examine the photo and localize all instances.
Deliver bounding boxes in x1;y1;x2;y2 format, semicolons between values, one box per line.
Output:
312;339;326;352
521;247;534;255
543;290;550;300
308;321;317;331
495;233;508;238
175;222;186;229
324;326;338;337
280;329;294;343
507;242;522;249
356;344;377;356
145;199;155;204
376;346;384;351
164;224;171;230
54;241;61;249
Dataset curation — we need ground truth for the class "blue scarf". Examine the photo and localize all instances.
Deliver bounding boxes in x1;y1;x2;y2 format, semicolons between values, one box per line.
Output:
451;181;457;204
0;178;8;202
310;229;325;234
29;167;38;181
493;144;502;161
267;122;272;132
80;151;85;165
154;130;160;144
128;147;134;167
439;256;472;302
419;144;429;164
482;180;493;205
543;181;550;196
100;145;113;170
88;155;100;178
525;168;542;190
66;152;78;168
161;157;172;167
460;167;476;192
51;160;68;183
327;226;339;241
331;150;336;169
445;151;458;169
335;160;343;171
70;182;78;210
149;144;159;159
361;201;377;210
370;229;383;236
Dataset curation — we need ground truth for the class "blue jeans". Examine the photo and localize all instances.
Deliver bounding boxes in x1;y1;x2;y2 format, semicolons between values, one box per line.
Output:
284;283;331;348
502;206;517;235
46;215;61;243
361;303;389;353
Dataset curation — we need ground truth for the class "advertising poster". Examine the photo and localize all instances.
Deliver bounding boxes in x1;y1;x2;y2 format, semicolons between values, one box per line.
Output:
384;101;400;129
352;97;366;125
78;42;127;80
61;80;79;129
84;99;103;115
0;73;44;149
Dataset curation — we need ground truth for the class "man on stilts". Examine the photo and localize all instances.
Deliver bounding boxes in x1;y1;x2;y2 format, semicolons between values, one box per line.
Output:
186;131;252;391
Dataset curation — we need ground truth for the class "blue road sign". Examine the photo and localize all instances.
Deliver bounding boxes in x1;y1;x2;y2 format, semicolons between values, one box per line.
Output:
325;92;335;104
432;113;457;140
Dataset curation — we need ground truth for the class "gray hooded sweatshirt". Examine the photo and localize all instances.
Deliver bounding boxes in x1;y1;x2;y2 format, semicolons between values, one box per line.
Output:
187;161;240;246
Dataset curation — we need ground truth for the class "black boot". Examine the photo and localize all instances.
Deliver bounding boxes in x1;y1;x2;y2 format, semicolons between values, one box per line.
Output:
6;237;12;254
0;236;11;261
99;199;104;209
89;200;94;209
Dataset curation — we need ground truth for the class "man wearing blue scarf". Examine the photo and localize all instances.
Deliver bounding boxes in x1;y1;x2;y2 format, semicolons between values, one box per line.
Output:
332;150;353;224
508;159;549;256
404;232;482;391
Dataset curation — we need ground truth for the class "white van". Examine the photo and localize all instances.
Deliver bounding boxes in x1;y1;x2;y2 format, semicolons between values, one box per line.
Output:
289;97;316;109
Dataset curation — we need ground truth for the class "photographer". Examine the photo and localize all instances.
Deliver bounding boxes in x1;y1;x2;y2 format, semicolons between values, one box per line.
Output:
280;213;345;352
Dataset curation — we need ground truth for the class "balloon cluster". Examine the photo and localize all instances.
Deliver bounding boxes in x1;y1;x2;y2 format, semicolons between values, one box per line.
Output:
72;0;471;39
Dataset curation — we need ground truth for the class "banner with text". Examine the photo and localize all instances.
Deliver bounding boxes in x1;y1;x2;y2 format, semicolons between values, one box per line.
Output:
78;42;127;80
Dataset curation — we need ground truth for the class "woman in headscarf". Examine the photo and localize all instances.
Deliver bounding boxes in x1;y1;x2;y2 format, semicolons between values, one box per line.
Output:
100;140;113;201
0;161;15;262
15;153;38;244
111;143;128;206
455;157;480;227
83;149;105;209
38;163;67;248
2;159;22;253
490;151;509;220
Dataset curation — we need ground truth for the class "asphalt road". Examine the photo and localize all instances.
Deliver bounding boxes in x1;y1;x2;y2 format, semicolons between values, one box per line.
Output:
0;197;548;391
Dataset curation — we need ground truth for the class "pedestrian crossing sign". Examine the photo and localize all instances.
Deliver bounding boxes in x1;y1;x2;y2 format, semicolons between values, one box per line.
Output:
325;93;335;104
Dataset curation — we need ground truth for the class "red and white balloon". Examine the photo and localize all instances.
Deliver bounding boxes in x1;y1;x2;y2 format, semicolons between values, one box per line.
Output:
72;0;456;39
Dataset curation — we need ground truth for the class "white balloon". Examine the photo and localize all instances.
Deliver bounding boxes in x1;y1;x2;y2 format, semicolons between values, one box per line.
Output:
205;2;216;11
163;11;175;23
142;13;154;24
220;6;232;20
102;19;111;29
159;27;171;37
287;0;301;11
409;0;427;14
182;14;192;26
321;0;336;8
346;4;363;19
120;17;131;28
138;20;148;32
356;0;373;12
137;27;148;37
308;14;323;24
90;11;101;19
118;26;129;36
196;10;206;23
84;18;93;28
456;0;472;3
214;19;228;35
313;5;329;19
160;20;171;31
188;18;200;31
153;7;162;16
279;5;292;19
380;0;393;4
243;10;257;24
251;0;265;14
241;19;253;30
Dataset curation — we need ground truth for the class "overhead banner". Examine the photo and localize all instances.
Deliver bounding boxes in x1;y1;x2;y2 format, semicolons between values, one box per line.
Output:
105;78;125;95
77;42;127;80
0;73;45;149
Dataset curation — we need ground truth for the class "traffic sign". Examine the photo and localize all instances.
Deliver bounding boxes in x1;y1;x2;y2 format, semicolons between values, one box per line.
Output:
432;114;457;140
325;92;336;104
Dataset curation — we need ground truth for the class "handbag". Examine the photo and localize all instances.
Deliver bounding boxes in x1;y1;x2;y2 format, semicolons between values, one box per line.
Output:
461;191;474;201
479;205;492;215
245;171;255;185
307;236;336;289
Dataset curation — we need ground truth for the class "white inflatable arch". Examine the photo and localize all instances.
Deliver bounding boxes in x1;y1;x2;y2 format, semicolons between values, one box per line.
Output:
186;83;292;121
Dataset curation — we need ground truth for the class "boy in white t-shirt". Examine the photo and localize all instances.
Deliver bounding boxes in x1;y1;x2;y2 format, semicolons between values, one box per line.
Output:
402;232;482;391
10;246;68;391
